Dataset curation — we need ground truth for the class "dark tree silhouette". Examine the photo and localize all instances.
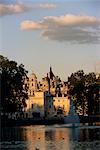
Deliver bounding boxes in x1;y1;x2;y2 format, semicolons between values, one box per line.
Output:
85;73;100;115
68;70;100;116
0;55;28;112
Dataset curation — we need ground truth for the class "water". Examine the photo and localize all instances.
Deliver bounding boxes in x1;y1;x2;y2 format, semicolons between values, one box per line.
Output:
1;123;100;150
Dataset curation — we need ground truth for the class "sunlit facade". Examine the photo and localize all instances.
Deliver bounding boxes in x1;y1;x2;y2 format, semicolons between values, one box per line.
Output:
25;91;44;118
25;67;70;117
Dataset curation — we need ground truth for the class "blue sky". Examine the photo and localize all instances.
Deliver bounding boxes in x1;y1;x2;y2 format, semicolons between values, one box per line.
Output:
0;0;100;80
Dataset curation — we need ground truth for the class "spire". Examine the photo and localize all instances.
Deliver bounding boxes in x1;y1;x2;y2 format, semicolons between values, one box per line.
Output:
50;65;52;72
46;73;50;92
49;66;55;80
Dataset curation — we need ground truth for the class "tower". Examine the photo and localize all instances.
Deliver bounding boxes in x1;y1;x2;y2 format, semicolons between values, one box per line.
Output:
28;72;38;95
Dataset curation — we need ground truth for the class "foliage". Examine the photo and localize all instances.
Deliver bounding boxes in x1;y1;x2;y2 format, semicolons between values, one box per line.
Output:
85;73;100;115
68;70;100;116
0;55;29;112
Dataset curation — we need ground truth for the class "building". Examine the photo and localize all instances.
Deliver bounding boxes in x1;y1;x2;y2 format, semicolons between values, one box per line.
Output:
25;67;70;118
25;91;44;118
44;91;55;117
27;72;38;95
53;96;70;116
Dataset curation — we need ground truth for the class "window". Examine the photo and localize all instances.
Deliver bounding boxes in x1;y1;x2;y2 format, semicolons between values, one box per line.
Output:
49;100;51;103
49;105;51;108
32;104;33;109
30;91;31;95
61;84;63;87
32;79;33;81
32;83;33;86
52;82;54;88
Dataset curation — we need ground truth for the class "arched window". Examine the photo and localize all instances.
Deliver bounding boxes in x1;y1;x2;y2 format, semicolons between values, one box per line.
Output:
30;90;31;95
32;104;33;109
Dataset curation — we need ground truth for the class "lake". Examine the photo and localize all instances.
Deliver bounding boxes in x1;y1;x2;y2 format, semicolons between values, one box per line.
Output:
1;123;100;150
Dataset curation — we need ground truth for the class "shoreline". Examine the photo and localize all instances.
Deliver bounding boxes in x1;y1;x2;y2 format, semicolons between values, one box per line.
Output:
1;115;100;127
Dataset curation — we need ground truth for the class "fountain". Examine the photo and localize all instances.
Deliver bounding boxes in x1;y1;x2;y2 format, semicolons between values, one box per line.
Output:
64;97;80;124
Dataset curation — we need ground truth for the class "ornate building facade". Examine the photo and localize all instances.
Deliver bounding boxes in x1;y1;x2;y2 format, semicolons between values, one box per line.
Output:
25;67;70;118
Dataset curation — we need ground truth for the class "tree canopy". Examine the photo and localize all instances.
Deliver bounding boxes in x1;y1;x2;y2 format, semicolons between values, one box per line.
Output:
68;70;100;116
0;55;28;112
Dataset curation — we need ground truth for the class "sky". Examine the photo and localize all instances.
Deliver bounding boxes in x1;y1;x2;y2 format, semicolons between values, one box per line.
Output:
0;0;100;80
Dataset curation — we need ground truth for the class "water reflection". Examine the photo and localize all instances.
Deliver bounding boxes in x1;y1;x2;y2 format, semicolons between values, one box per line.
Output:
1;124;100;150
24;126;45;150
45;127;70;150
79;128;100;141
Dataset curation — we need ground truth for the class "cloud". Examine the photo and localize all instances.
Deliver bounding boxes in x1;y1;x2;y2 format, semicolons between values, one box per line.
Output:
20;20;47;30
0;2;56;16
42;28;100;44
0;3;29;16
33;3;56;9
20;14;100;44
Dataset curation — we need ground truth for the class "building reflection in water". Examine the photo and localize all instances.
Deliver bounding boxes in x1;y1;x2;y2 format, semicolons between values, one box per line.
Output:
21;125;45;150
45;127;70;150
69;126;79;141
21;125;79;150
1;124;100;150
19;126;72;150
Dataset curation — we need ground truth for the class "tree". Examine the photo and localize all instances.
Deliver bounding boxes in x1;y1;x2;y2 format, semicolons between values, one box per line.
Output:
68;70;100;116
68;70;87;115
0;55;28;112
85;73;100;115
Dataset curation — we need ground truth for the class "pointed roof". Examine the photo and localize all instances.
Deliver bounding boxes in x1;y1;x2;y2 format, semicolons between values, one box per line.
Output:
49;66;55;79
